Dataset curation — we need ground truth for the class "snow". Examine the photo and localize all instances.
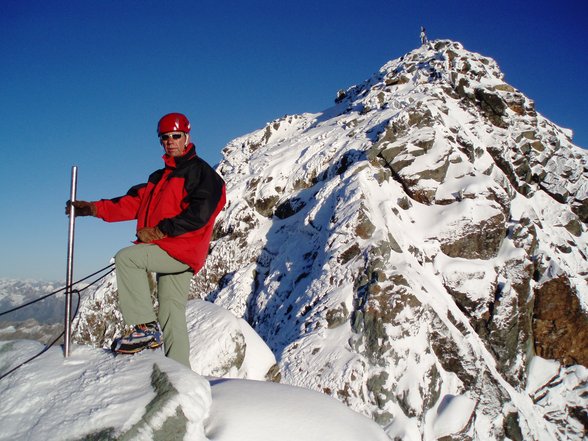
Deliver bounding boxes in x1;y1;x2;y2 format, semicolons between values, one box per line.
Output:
0;340;388;441
205;38;588;441
207;378;389;441
0;342;209;440
431;394;477;439
526;356;560;394
434;254;497;303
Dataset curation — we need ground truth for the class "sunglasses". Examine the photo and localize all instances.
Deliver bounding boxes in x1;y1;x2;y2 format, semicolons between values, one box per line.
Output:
160;133;183;140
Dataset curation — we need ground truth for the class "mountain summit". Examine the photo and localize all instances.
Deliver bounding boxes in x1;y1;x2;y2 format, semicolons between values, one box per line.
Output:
193;40;588;440
69;40;588;440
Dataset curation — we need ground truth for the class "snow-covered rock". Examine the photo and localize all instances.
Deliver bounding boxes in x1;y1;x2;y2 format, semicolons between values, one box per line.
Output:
187;299;277;380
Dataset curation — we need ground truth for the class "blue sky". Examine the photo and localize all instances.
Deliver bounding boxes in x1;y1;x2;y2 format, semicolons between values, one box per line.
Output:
1;0;586;281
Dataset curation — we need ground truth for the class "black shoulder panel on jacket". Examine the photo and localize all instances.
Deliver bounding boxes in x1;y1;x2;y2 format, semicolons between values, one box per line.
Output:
148;168;166;185
109;182;148;203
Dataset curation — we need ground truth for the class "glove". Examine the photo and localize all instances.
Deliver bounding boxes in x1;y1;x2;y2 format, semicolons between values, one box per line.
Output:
137;226;167;243
65;200;97;217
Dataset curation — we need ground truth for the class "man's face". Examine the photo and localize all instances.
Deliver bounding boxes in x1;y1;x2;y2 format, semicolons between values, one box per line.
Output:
160;131;189;157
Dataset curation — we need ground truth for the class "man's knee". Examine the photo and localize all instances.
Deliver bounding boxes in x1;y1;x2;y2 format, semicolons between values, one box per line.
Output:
114;244;145;267
114;248;131;268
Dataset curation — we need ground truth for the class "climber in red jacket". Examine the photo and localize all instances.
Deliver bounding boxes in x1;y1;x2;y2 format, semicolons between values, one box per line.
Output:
66;113;226;367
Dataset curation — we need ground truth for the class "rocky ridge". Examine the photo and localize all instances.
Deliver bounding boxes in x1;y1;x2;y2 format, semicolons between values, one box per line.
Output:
192;40;588;440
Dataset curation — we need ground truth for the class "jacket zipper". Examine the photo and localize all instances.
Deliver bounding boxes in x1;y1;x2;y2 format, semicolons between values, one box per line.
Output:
143;169;171;227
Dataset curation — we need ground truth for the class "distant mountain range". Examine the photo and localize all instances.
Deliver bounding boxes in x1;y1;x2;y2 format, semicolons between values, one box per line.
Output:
0;278;95;344
0;278;65;323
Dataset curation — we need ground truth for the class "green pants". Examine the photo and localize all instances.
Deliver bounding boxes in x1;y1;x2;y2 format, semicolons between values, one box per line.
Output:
114;244;193;368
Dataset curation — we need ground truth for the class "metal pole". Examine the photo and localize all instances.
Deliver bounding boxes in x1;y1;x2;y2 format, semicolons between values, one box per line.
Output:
64;166;78;357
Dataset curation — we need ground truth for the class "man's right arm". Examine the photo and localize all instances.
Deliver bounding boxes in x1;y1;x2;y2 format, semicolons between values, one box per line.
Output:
65;183;147;222
93;183;147;222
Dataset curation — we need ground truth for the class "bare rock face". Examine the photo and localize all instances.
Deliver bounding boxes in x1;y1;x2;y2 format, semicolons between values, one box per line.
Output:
534;276;588;366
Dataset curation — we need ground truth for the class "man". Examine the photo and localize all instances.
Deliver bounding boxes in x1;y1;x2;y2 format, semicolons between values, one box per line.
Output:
66;112;226;368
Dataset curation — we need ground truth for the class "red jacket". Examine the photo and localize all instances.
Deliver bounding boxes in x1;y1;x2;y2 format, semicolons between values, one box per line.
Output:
94;144;226;272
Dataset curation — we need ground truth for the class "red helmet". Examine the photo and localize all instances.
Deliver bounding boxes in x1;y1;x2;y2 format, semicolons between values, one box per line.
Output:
157;113;191;135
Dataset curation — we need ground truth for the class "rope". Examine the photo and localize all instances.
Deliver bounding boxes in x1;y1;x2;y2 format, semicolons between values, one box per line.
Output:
0;263;114;317
0;290;80;381
0;265;116;381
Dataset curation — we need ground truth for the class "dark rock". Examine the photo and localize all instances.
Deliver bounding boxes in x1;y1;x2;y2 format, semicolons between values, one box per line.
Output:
254;195;279;217
355;210;376;239
326;302;350;329
488;256;533;384
503;412;524;441
572;199;588;224
440;212;506;260
415;157;450;182
474;88;507;127
338;243;362;264
265;363;282;382
533;276;588;366
397;196;412;210
275;197;306;219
